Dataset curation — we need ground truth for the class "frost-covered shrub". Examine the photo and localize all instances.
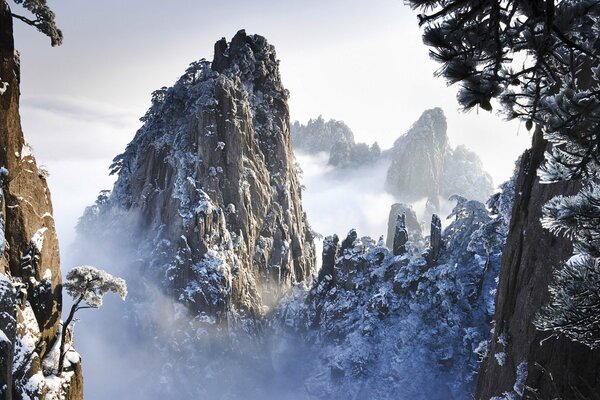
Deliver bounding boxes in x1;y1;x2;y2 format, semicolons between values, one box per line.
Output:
59;266;127;372
535;182;600;348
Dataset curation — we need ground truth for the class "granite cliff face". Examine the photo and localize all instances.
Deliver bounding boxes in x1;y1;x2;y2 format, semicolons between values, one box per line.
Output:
386;108;493;204
475;130;600;399
0;2;82;399
80;29;316;323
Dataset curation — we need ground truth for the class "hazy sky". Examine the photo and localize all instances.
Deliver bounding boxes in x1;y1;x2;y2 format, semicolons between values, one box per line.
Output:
11;0;531;249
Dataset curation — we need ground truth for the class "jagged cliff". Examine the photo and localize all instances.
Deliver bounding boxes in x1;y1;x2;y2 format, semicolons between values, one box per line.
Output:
475;130;600;399
0;2;82;399
386;108;493;204
80;29;316;322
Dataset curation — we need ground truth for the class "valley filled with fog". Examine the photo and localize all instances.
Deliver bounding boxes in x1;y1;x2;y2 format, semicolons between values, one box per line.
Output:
11;0;600;399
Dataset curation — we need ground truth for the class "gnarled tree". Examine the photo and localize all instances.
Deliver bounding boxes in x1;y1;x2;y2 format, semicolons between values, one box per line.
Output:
59;266;127;373
9;0;62;46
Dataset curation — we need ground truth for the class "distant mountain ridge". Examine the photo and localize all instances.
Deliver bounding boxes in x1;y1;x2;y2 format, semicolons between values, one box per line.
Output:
292;108;494;206
291;117;381;167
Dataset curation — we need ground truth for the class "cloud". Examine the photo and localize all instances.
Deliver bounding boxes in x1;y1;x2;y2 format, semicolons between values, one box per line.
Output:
19;95;140;162
296;152;396;241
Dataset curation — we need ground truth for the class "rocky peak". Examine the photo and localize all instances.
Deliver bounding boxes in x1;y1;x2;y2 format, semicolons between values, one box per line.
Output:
385;203;422;250
385;108;493;204
79;30;316;323
392;214;408;256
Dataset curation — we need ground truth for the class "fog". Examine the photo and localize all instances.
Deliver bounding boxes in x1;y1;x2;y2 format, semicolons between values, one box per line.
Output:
66;214;315;400
296;152;395;240
8;1;534;397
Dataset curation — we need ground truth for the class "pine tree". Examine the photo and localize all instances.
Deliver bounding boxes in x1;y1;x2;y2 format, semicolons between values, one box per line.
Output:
9;0;62;46
407;0;600;346
59;266;127;373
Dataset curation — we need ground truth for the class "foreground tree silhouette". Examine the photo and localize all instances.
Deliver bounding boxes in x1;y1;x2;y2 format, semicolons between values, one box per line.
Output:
58;266;127;374
7;0;62;46
407;0;600;347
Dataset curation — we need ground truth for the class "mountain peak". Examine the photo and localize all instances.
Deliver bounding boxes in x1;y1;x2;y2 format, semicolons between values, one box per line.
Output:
386;108;493;203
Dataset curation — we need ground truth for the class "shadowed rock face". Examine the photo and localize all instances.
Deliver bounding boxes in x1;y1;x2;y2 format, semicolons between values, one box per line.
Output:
0;1;82;398
386;203;422;249
476;130;600;399
385;108;493;204
81;30;316;322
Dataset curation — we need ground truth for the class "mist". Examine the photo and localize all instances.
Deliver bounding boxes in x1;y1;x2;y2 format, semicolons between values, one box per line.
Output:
295;152;395;240
66;208;316;400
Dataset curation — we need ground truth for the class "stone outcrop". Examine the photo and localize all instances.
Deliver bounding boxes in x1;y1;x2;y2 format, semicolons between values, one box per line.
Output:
392;214;408;256
476;130;600;399
79;30;316;322
385;203;422;249
423;214;442;265
385;108;493;204
318;234;339;283
0;1;82;398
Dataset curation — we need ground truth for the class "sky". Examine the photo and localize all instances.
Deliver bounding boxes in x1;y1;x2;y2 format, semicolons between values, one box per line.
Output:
8;2;536;397
11;0;532;250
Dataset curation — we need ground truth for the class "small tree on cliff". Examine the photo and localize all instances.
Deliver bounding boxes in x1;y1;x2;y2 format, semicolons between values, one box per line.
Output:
406;0;600;346
8;0;62;46
59;266;127;373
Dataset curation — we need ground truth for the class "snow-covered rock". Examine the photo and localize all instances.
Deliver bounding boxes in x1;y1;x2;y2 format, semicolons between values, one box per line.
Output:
78;30;316;323
0;3;82;397
270;182;513;399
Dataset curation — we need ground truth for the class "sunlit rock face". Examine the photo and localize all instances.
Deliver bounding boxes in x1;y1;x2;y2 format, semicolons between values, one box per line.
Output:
81;29;316;322
0;2;82;399
385;108;494;204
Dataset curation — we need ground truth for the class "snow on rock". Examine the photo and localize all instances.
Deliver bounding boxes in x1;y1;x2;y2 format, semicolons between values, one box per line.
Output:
0;9;82;396
270;180;514;399
0;80;8;96
31;227;48;252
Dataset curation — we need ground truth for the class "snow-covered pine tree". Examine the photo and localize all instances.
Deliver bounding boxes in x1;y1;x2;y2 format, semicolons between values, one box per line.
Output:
407;0;600;347
59;266;127;373
534;182;600;347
